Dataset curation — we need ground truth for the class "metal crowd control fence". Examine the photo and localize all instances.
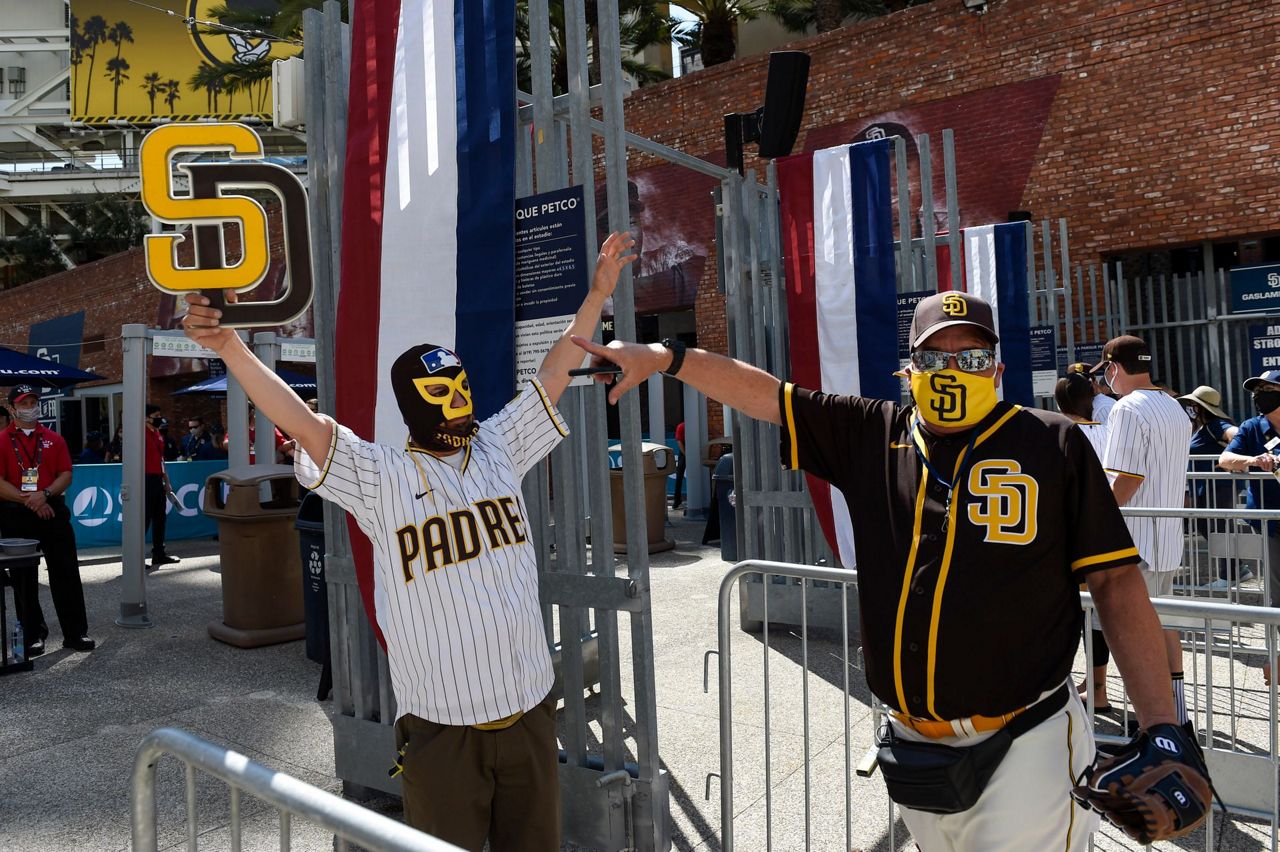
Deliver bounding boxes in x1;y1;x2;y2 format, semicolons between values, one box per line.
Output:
130;727;461;852
717;554;1280;851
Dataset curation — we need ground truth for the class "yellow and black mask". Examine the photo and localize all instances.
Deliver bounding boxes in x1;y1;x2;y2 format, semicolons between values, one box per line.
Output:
391;344;480;452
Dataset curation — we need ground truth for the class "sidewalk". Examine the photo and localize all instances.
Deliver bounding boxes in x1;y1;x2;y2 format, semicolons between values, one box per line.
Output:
1;515;1273;851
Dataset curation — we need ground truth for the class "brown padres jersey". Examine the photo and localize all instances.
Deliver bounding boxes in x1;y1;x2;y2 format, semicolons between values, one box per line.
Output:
780;383;1138;721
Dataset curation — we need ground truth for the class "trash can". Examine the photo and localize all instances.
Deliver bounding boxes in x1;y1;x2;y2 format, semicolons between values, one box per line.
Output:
294;492;329;664
202;464;305;648
608;442;675;553
713;453;737;562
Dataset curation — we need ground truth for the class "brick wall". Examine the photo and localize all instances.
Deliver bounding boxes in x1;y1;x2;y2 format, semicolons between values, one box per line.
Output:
617;0;1280;384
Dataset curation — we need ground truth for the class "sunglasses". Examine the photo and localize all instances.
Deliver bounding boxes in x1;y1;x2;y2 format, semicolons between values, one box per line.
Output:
910;348;996;374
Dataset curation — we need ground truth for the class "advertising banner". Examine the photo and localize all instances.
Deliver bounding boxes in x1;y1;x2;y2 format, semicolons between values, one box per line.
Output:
1249;323;1280;377
70;1;299;124
1230;263;1280;314
67;460;226;548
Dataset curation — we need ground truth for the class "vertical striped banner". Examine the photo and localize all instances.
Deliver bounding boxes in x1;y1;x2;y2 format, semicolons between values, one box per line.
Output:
337;0;517;640
779;139;897;567
965;222;1032;405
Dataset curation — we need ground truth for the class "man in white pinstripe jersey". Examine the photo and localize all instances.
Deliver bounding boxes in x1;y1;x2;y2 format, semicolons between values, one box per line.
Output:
1091;335;1192;727
182;231;637;851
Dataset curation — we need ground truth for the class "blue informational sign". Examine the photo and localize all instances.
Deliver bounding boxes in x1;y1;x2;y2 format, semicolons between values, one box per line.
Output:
1029;326;1058;396
1055;341;1104;376
1231;263;1280;314
1248;323;1280;377
896;290;932;360
28;311;85;399
514;185;589;383
66;460;226;549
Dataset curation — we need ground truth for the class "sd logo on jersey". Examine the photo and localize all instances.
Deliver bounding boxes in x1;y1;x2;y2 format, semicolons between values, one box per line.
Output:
139;122;313;328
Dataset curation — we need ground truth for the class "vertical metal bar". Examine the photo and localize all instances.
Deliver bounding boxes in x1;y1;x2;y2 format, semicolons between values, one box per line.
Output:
230;785;241;852
1102;264;1116;340
185;763;197;851
801;579;812;851
1116;261;1130;335
763;575;772;849
279;810;291;852
528;0;554;193
894;136;914;292
719;576;736;852
942;129;962;291
918;134;937;291
1058;219;1074;361
842;584;852;852
117;324;151;627
1041;224;1059;353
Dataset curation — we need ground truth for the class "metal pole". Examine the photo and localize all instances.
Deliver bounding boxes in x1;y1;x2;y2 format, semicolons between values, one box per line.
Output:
226;330;250;469
117;324;151;628
942;130;962;289
252;332;281;465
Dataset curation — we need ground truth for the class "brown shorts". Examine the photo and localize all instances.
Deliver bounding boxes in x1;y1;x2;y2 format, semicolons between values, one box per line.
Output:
394;693;560;852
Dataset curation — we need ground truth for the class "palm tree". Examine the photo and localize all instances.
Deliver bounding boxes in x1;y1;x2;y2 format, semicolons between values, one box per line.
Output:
107;20;134;66
105;57;131;113
69;16;87;114
140;71;163;114
80;15;109;113
672;0;765;66
515;0;676;95
765;0;888;34
164;79;181;114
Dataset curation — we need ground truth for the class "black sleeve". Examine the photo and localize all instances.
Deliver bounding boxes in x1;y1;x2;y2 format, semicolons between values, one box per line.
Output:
1064;423;1139;579
778;382;888;486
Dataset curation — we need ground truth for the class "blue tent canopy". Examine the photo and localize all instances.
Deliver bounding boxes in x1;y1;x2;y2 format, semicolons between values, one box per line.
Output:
174;368;317;396
0;346;104;388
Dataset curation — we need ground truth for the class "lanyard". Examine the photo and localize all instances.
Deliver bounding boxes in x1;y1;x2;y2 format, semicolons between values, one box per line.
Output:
9;429;43;471
910;419;979;531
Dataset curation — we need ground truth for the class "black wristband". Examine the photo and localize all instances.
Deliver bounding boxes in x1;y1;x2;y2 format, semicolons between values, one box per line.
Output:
661;338;687;376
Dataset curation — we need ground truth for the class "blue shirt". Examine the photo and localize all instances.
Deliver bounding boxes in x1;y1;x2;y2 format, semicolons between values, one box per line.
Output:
1224;415;1280;531
1190;417;1234;456
77;446;105;464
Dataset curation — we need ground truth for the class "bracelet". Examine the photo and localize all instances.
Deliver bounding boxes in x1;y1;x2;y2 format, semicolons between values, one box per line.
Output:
660;338;687;376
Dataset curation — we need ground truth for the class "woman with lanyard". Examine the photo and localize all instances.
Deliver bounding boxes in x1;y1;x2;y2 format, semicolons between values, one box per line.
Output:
0;385;94;655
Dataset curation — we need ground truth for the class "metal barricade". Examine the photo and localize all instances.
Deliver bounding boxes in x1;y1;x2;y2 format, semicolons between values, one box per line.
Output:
131;727;461;852
716;557;1280;851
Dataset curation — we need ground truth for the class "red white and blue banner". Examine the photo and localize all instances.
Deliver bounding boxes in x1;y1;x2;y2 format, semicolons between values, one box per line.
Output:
337;0;516;639
962;222;1033;406
778;139;897;568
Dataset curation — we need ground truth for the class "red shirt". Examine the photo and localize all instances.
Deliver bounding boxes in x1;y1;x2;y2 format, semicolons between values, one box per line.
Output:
0;424;73;492
145;426;165;475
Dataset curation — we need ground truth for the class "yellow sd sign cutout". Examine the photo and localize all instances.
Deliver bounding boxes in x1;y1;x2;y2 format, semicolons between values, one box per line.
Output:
139;122;313;328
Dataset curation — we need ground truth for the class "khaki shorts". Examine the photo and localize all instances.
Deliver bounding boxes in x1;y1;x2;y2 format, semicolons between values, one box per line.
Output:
1140;563;1176;598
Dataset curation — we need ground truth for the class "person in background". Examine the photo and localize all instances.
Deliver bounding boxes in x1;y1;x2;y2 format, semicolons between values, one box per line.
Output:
1056;372;1114;712
78;431;106;464
106;424;123;462
1179;386;1245;591
159;418;180;462
144;404;180;570
179;416;218;460
1093;336;1192;729
1068;361;1116;423
0;385;95;655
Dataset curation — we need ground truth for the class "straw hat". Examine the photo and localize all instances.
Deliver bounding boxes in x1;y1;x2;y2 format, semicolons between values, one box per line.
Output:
1177;385;1229;420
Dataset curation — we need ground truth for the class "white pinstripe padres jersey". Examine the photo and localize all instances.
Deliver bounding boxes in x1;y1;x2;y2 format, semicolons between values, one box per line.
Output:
1092;393;1116;424
1102;389;1191;572
1077;420;1108;463
295;378;568;725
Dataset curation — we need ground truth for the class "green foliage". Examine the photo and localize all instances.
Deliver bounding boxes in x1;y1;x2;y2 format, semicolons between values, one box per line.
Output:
0;224;65;287
765;0;889;34
0;195;150;288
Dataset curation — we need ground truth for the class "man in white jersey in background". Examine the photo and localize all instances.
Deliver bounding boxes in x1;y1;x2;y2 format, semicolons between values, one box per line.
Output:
182;232;636;851
1091;335;1192;729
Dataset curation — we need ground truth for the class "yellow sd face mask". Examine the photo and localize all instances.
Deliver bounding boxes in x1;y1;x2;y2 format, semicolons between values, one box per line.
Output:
909;369;997;429
412;373;474;420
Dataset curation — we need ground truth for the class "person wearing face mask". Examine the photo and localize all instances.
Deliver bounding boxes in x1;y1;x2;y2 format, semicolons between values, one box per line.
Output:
1219;372;1280;606
144;405;180;570
181;231;636;851
575;291;1191;851
0;385;95;655
1090;336;1193;729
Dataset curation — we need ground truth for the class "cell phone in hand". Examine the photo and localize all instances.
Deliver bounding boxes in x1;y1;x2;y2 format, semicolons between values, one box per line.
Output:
167;490;181;508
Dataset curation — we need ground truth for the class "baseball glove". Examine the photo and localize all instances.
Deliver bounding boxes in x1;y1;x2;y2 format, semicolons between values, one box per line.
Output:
1071;722;1214;844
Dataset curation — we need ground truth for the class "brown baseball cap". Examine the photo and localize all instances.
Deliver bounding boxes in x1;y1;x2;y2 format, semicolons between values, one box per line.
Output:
1090;335;1152;374
909;291;999;349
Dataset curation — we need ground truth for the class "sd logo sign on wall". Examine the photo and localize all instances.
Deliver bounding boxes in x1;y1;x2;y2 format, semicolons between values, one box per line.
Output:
139;122;313;327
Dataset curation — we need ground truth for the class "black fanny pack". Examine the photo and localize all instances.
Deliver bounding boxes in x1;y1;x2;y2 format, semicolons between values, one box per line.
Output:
876;683;1070;814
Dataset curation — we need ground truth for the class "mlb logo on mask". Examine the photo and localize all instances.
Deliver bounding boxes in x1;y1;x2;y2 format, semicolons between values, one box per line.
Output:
421;348;462;374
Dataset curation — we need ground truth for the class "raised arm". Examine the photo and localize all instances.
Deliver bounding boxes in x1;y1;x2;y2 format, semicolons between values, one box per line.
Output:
182;293;332;465
570;336;782;425
537;231;636;406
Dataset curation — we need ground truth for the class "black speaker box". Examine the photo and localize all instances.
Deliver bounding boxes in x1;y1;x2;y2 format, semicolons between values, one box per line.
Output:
757;51;810;159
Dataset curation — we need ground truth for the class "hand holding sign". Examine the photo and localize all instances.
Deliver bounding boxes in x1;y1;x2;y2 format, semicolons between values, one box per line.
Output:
139;123;314;328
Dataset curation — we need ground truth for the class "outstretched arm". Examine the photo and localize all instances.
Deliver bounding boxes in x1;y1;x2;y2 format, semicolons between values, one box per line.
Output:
570;337;782;425
182;293;332;465
537;231;636;406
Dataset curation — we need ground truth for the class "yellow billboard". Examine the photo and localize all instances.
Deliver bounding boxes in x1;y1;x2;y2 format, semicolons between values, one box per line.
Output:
70;1;300;125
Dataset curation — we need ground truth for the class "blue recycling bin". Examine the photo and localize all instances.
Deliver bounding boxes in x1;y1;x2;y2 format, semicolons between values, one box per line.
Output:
713;452;736;562
294;492;329;664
